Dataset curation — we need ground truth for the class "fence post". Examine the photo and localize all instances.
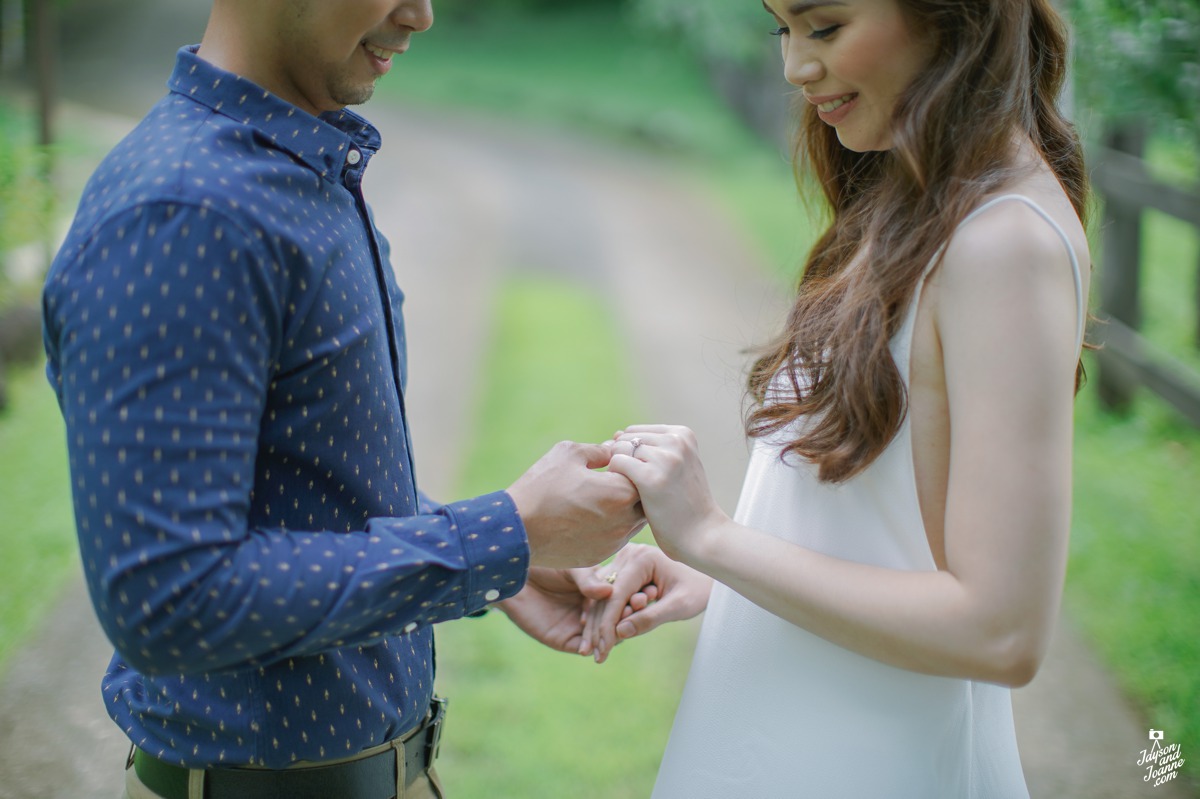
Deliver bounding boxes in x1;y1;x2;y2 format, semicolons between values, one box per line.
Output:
31;0;55;149
1096;123;1147;411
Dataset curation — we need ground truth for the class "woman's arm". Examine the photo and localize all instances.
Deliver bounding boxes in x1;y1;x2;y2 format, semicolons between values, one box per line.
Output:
606;203;1083;686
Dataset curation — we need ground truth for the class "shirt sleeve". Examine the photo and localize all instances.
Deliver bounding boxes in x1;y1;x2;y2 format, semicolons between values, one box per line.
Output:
43;201;529;676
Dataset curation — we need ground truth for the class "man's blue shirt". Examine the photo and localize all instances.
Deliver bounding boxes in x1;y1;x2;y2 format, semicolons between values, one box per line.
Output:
42;46;529;768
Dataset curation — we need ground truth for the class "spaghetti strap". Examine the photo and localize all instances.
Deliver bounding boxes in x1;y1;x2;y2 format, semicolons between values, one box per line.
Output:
958;194;1087;354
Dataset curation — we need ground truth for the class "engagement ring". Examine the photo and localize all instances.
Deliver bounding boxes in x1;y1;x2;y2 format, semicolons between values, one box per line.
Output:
604;571;619;584
630;437;642;459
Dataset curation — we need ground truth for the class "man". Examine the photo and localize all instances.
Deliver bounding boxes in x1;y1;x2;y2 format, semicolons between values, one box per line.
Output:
41;1;642;797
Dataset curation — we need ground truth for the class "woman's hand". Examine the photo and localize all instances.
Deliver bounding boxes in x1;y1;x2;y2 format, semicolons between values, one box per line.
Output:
604;425;732;565
581;543;713;663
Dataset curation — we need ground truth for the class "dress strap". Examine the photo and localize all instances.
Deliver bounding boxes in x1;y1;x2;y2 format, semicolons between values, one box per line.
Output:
955;194;1087;354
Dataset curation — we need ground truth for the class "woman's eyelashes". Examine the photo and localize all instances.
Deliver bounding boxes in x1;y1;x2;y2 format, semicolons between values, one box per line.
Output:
769;23;841;40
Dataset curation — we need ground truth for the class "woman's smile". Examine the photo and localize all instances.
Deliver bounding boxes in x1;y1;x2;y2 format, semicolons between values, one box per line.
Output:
808;91;860;125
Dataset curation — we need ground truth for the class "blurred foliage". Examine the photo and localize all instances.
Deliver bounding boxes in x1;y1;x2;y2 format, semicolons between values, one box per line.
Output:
1065;0;1198;141
632;0;1200;144
437;0;622;17
0;100;55;309
631;0;772;64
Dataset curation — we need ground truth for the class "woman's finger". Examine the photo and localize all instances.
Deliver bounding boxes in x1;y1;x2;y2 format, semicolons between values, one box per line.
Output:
571;567;614;601
616;597;678;640
588;556;659;662
605;452;652;483
613;424;677;437
580;597;604;656
612;431;674;449
607;432;671;461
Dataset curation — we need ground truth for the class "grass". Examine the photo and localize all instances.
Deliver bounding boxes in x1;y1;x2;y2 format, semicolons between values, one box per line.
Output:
1069;371;1200;768
433;276;698;798
0;363;78;673
452;276;643;489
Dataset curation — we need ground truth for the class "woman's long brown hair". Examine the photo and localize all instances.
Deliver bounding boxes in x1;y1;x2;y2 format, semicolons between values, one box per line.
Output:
745;0;1089;483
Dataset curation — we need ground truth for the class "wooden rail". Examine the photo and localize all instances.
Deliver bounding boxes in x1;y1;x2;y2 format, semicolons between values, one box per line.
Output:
1090;125;1200;426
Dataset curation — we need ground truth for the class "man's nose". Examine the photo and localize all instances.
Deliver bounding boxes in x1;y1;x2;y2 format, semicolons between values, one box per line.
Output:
393;0;434;33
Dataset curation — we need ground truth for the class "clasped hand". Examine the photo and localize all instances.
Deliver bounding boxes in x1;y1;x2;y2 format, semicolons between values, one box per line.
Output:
502;426;720;661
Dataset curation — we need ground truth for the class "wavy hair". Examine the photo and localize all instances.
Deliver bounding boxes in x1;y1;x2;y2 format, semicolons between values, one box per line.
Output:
745;0;1088;483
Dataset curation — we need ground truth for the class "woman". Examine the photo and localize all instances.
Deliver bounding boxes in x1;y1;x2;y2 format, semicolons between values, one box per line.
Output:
586;0;1090;795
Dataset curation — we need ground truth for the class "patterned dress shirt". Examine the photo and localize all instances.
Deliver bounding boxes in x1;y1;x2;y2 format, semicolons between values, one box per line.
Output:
42;46;530;769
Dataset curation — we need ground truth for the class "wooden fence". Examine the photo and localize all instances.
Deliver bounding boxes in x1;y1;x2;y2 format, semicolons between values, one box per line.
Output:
1089;125;1200;427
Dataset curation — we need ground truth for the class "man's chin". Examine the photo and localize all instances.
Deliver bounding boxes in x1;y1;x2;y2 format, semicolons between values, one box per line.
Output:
334;82;378;109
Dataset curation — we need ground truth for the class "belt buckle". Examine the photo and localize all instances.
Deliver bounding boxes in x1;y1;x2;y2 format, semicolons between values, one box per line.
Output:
424;697;448;770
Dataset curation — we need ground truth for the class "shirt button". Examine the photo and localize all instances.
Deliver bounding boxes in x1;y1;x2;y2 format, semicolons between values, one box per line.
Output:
403;622;418;634
484;589;500;602
347;149;362;166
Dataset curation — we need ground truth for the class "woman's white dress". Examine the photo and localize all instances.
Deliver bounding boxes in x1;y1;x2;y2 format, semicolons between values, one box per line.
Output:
652;196;1085;799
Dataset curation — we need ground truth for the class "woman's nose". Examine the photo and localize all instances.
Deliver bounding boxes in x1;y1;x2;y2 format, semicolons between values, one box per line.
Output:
783;44;823;88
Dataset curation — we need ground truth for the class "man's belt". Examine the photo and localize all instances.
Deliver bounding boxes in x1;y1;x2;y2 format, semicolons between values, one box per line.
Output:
132;697;446;799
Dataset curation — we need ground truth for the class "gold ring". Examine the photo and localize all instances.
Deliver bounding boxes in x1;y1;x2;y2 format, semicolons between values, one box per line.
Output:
604;571;619;584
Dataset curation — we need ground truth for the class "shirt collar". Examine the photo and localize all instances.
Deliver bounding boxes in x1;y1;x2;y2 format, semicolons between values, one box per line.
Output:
167;45;383;182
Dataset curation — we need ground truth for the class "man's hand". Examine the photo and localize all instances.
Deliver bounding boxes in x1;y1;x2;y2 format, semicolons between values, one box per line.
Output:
496;567;612;653
507;441;645;568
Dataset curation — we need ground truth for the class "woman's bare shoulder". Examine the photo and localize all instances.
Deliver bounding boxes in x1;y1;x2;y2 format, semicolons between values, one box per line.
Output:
929;183;1087;381
934;177;1089;304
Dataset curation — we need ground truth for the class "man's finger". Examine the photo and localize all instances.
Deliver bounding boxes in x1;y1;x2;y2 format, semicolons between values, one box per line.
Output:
575;441;617;470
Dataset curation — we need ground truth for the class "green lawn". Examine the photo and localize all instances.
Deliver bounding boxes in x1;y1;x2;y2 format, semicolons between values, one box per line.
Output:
452;276;643;489
0;363;78;672
1069;369;1200;761
433;276;697;798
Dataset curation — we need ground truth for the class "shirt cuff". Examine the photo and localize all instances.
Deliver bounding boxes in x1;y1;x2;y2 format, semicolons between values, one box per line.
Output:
445;491;529;615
